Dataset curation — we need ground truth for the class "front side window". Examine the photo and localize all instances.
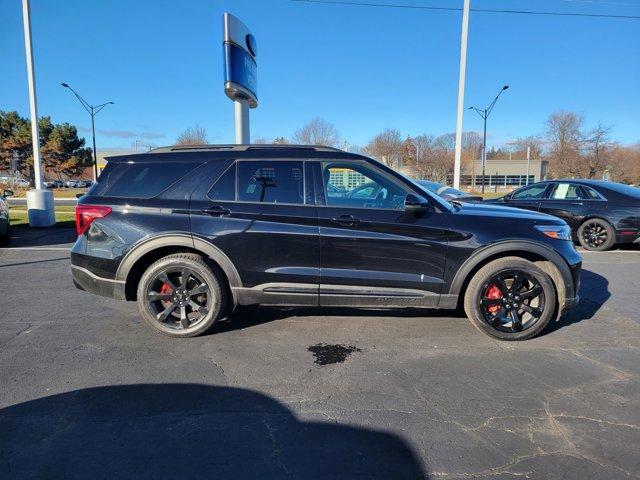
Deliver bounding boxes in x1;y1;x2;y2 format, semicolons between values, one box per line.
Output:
321;162;408;210
511;184;548;200
549;183;585;200
237;160;304;204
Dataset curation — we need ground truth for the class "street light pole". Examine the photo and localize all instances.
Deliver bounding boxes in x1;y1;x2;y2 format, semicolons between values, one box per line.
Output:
469;85;509;193
61;83;113;181
453;0;471;190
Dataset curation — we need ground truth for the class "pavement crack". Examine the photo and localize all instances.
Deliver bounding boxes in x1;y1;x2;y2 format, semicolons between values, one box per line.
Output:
15;324;32;336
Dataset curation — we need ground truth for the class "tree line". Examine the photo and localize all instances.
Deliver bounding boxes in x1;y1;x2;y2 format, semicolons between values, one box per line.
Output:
0;110;93;182
246;112;640;185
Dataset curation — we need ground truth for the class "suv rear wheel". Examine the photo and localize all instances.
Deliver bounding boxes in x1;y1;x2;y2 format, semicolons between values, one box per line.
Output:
464;257;557;341
137;253;225;337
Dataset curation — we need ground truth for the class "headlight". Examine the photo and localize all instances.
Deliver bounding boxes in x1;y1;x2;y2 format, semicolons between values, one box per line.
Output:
534;224;572;240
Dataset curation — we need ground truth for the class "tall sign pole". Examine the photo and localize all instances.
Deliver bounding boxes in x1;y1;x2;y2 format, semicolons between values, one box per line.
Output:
453;0;470;189
223;13;257;144
22;0;55;227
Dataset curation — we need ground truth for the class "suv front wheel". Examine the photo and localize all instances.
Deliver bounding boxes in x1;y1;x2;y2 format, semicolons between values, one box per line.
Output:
464;257;557;341
137;253;225;337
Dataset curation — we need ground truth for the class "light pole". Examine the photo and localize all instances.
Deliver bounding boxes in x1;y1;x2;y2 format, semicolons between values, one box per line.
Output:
61;83;114;180
469;85;509;193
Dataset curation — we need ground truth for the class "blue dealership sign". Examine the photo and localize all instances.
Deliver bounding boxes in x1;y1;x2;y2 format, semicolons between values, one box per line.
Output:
223;14;258;108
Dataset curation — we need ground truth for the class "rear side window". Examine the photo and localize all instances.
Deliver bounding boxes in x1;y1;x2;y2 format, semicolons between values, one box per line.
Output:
237;160;304;204
104;162;196;198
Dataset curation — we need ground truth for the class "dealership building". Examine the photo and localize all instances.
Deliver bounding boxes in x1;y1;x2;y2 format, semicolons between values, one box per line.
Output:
457;157;549;190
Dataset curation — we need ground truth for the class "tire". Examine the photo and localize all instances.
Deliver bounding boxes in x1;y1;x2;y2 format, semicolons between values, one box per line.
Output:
577;218;615;251
136;253;225;337
463;257;557;341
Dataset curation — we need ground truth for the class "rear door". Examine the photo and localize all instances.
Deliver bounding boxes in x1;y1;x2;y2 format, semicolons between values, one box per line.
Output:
189;158;319;306
538;182;591;230
313;160;452;307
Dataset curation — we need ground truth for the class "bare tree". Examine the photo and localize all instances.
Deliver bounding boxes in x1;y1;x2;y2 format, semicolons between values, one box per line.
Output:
585;122;613;178
175;125;208;146
292;118;340;147
362;129;403;168
545;111;584;178
509;135;544;159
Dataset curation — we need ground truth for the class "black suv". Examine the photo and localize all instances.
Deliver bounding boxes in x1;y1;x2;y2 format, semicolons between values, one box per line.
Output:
71;145;581;340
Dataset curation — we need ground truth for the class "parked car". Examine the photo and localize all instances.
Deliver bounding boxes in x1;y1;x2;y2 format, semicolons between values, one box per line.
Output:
414;180;483;202
71;145;581;341
1;189;13;244
485;180;640;251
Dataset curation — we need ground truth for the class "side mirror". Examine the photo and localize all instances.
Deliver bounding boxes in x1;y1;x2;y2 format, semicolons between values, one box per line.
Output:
2;189;13;198
405;193;431;212
502;193;511;202
76;193;84;199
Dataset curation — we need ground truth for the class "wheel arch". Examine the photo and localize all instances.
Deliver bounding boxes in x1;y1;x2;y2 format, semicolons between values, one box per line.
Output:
449;241;574;312
116;233;241;304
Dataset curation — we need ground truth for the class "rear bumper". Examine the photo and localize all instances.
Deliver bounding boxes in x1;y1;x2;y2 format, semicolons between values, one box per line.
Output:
71;264;126;300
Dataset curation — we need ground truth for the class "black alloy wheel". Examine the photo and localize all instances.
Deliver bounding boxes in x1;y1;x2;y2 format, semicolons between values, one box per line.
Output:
479;270;545;333
578;219;615;251
137;253;224;337
464;257;557;341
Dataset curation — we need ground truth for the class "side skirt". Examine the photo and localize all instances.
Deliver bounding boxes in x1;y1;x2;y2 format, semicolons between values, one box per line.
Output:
232;283;449;309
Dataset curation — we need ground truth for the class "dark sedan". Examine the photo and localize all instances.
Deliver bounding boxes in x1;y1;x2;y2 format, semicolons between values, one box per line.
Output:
414;180;483;202
486;180;640;251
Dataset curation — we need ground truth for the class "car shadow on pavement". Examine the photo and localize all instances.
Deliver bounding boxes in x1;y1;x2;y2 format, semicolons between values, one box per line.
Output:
4;224;76;248
0;384;428;479
544;268;610;335
213;305;453;334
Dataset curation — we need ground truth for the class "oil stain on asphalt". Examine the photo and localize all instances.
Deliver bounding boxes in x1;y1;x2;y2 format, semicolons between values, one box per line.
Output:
308;343;362;365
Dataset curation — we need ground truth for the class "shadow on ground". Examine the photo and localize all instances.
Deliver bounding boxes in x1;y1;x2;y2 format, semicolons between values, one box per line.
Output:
0;384;428;479
545;268;610;335
4;223;76;247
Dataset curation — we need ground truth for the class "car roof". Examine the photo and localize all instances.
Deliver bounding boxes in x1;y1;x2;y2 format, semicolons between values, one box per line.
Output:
104;144;369;163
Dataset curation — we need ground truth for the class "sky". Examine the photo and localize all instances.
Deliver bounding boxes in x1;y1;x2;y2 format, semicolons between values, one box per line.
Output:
1;0;639;151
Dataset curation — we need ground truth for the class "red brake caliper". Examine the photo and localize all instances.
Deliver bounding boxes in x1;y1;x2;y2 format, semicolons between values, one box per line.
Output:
160;283;173;307
485;284;502;314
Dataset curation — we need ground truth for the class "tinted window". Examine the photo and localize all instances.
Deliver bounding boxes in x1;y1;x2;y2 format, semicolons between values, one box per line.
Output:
549;183;585;200
322;162;408;210
237;160;304;204
511;184;547;200
208;163;236;201
104;162;196;198
583;186;603;200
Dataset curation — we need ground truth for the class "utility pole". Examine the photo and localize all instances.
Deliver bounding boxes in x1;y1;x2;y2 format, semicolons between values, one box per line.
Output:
469;85;509;193
61;83;114;181
22;0;54;227
526;146;531;185
453;0;470;189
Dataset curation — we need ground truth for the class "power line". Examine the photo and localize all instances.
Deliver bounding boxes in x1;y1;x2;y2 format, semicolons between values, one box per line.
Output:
291;0;640;19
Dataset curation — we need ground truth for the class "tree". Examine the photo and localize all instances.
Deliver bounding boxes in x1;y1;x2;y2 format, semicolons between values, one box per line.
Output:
292;118;340;147
0;111;92;182
176;125;208;146
362;129;403;168
584;122;613;179
545;111;584;178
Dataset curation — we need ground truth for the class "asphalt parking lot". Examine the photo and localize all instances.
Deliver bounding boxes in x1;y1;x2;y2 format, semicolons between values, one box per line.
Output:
1;226;639;479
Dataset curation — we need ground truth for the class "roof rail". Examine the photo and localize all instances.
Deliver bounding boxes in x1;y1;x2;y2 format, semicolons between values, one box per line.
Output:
148;144;344;154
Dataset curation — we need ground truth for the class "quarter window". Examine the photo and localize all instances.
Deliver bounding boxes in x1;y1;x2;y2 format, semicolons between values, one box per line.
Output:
104;162;197;198
237;160;305;204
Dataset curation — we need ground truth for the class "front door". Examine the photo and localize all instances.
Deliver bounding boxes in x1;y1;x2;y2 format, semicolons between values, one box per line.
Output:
313;160;452;307
505;183;551;212
190;158;319;306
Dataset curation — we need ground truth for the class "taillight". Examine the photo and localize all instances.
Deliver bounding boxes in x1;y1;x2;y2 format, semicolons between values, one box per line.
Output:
75;205;112;235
